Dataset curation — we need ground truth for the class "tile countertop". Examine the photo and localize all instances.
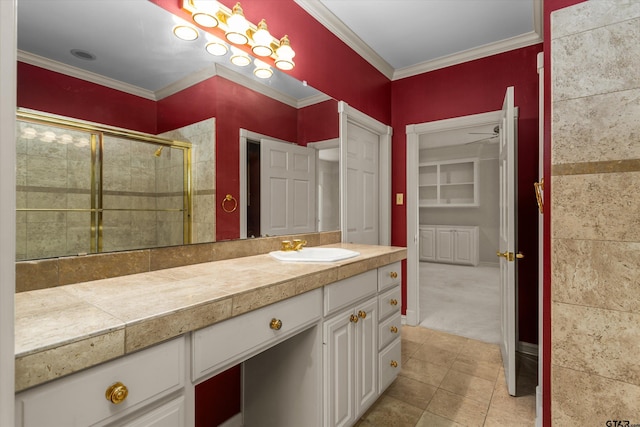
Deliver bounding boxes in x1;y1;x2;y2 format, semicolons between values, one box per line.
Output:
15;243;406;392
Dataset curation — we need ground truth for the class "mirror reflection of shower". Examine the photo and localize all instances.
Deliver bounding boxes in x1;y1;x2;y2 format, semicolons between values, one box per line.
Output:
16;111;193;260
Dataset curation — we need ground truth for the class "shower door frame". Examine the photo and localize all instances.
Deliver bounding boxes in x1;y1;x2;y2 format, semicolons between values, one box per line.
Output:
17;110;193;258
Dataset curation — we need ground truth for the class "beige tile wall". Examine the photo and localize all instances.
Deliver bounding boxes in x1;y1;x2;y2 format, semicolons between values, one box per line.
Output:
551;2;640;424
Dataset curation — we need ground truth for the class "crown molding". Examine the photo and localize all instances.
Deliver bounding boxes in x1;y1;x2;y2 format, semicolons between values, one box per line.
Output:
18;51;326;109
17;50;156;100
297;92;332;108
392;30;543;80
294;0;543;82
293;0;395;80
154;66;218;100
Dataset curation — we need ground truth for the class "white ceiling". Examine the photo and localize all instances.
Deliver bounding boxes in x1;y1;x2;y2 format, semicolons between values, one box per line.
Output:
296;0;542;80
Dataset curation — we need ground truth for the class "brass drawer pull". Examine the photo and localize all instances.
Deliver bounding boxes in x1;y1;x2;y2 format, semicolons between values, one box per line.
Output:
390;326;398;333
390;299;398;306
349;314;359;323
105;382;128;405
358;310;367;319
390;271;398;279
270;318;283;330
390;360;398;368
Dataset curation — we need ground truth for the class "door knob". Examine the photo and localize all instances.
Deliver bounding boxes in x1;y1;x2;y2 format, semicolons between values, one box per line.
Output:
516;252;524;259
496;251;514;261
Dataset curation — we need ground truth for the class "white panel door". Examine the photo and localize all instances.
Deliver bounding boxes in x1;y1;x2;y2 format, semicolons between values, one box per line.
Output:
345;122;379;244
324;310;355;427
260;139;316;236
497;86;518;396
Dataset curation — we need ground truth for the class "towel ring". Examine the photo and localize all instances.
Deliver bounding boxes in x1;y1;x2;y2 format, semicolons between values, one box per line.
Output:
221;194;238;213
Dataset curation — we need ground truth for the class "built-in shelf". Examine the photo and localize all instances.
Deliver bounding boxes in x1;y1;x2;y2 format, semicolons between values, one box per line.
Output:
418;158;478;207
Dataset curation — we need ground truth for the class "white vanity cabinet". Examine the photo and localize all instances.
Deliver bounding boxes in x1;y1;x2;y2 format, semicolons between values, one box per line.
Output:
15;336;187;427
323;270;378;427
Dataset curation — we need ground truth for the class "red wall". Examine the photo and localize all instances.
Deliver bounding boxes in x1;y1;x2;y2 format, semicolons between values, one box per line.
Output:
17;62;157;133
298;99;339;144
391;44;543;345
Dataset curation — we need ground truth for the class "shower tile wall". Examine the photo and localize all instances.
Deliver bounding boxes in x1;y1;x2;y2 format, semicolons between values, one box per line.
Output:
101;135;181;252
16;122;92;259
551;2;640;424
160;118;216;244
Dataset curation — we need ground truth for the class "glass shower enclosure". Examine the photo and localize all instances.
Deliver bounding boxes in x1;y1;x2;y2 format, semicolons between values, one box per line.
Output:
16;110;192;260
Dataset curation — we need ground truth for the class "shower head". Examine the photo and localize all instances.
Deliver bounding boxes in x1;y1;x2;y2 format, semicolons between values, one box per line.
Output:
154;146;164;157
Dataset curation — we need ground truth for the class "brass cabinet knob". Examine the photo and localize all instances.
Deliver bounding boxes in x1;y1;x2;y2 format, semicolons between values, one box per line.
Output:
390;360;398;368
390;299;398;306
390;326;398;333
349;314;359;323
270;318;283;330
390;271;398;279
105;382;128;405
358;310;367;319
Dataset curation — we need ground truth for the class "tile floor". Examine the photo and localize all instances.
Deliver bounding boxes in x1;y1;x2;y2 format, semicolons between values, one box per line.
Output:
355;326;537;426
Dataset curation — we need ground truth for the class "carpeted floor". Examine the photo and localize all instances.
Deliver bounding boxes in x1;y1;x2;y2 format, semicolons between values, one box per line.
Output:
419;262;501;344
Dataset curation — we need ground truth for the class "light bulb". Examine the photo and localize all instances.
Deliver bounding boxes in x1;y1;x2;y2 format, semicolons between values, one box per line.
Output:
192;0;219;27
230;47;251;66
173;25;199;41
225;3;249;45
253;59;273;79
206;35;228;56
251;19;273;57
275;35;295;70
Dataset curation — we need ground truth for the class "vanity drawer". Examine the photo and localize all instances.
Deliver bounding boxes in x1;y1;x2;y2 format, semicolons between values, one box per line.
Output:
324;270;377;316
379;312;402;350
378;338;401;393
16;337;185;427
378;262;401;292
192;288;322;382
378;285;401;321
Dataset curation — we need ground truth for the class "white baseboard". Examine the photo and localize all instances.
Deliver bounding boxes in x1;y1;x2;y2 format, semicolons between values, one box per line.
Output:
219;412;243;427
404;310;418;326
518;341;539;356
535;385;542;427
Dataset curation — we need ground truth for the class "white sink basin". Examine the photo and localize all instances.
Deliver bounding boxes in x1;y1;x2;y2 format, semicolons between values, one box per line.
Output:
269;247;360;262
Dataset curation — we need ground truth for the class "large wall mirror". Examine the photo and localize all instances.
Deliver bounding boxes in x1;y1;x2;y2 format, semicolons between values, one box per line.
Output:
16;0;339;261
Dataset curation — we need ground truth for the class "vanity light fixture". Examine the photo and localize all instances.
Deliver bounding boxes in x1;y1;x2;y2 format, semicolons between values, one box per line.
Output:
253;58;273;79
230;46;251;67
173;24;199;41
181;0;297;74
225;3;249;45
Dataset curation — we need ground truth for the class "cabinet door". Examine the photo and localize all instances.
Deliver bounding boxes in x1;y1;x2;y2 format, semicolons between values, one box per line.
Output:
323;309;356;427
355;297;378;416
435;228;454;263
453;228;473;264
419;227;435;261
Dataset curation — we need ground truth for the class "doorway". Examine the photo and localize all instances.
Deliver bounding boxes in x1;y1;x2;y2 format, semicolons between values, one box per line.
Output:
406;110;503;326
